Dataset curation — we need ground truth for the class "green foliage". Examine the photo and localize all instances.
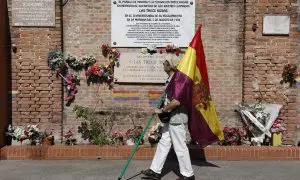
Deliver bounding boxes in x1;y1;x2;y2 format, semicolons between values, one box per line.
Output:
47;50;68;75
65;54;96;72
73;105;110;145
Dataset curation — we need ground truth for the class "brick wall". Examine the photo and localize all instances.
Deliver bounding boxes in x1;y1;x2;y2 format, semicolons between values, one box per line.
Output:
62;0;245;142
7;0;299;145
8;0;63;142
244;0;299;144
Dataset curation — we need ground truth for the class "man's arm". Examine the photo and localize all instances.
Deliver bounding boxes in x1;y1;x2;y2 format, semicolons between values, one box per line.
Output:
155;98;180;114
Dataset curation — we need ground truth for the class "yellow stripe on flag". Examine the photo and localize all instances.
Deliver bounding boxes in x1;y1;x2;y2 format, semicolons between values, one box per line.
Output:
176;47;197;80
197;101;224;141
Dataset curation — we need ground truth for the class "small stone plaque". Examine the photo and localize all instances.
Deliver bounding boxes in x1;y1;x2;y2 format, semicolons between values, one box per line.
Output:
12;0;55;27
114;53;180;83
263;15;290;35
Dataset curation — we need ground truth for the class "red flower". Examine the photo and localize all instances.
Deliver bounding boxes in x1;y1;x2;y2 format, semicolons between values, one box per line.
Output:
159;49;163;54
55;68;60;74
101;44;107;49
175;51;180;56
24;130;28;135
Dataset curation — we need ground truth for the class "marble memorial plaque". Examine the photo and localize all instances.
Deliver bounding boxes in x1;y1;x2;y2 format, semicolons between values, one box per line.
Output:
114;53;181;83
12;0;55;27
263;15;290;35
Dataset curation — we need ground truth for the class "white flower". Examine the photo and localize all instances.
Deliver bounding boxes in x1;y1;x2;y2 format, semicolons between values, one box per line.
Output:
147;45;157;51
141;48;147;54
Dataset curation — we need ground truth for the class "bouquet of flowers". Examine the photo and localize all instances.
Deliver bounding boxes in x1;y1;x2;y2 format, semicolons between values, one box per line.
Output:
85;65;103;83
66;54;84;71
64;130;77;145
101;44;110;57
108;48;120;63
219;127;247;146
47;50;68;75
270;118;286;133
64;73;78;105
125;126;144;145
6;125;27;143
85;64;114;85
148;123;163;145
25;125;42;145
237;102;270;137
280;63;298;87
81;55;96;70
110;130;126;145
7;125;42;145
164;44;181;56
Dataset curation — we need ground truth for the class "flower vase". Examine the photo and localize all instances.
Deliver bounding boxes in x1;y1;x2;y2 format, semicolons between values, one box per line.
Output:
272;132;282;146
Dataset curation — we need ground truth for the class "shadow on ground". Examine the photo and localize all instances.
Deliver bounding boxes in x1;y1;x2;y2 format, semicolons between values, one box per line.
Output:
126;147;219;180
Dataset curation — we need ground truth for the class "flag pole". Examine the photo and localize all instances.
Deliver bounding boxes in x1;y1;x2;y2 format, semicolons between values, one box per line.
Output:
117;92;166;180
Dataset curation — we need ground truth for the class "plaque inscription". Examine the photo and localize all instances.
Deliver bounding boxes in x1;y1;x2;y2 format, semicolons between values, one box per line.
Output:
12;0;55;27
114;53;170;83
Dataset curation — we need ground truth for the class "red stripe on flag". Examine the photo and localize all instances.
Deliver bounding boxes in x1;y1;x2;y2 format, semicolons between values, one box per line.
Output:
189;25;210;92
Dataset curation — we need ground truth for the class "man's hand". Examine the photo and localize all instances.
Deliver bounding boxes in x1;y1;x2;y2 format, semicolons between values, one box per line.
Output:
154;107;163;114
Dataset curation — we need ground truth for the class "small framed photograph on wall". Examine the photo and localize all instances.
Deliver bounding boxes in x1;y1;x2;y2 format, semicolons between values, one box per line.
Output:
263;14;290;35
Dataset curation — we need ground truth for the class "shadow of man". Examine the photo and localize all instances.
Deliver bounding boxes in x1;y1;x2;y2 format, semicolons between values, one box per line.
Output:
126;145;219;180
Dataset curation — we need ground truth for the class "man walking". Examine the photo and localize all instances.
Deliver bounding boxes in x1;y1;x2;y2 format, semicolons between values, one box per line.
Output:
141;56;195;180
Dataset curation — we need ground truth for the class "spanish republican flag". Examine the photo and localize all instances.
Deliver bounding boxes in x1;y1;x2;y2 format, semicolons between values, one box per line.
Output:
165;25;224;147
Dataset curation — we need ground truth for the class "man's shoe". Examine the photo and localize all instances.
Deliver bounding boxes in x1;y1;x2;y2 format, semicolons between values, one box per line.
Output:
141;169;161;180
176;175;195;180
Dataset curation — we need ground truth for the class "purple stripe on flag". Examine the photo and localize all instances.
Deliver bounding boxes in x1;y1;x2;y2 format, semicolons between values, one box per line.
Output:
165;70;218;148
165;70;193;109
190;107;219;148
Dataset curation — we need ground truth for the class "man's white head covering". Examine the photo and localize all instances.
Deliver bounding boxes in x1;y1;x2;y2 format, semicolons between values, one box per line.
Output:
164;54;179;69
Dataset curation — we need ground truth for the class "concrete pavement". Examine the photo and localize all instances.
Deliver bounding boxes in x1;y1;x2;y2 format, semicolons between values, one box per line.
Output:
0;160;299;180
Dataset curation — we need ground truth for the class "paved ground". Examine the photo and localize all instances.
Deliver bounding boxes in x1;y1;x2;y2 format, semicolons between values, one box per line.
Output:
0;160;299;180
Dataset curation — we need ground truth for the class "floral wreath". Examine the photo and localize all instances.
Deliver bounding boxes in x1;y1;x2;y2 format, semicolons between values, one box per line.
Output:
47;44;120;105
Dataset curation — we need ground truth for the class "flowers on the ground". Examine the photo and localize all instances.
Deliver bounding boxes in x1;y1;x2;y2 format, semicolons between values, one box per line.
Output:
280;63;298;87
6;125;41;145
110;130;126;145
219;127;247;146
237;102;270;137
271;118;286;133
125;126;144;145
64;130;77;145
6;125;27;143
